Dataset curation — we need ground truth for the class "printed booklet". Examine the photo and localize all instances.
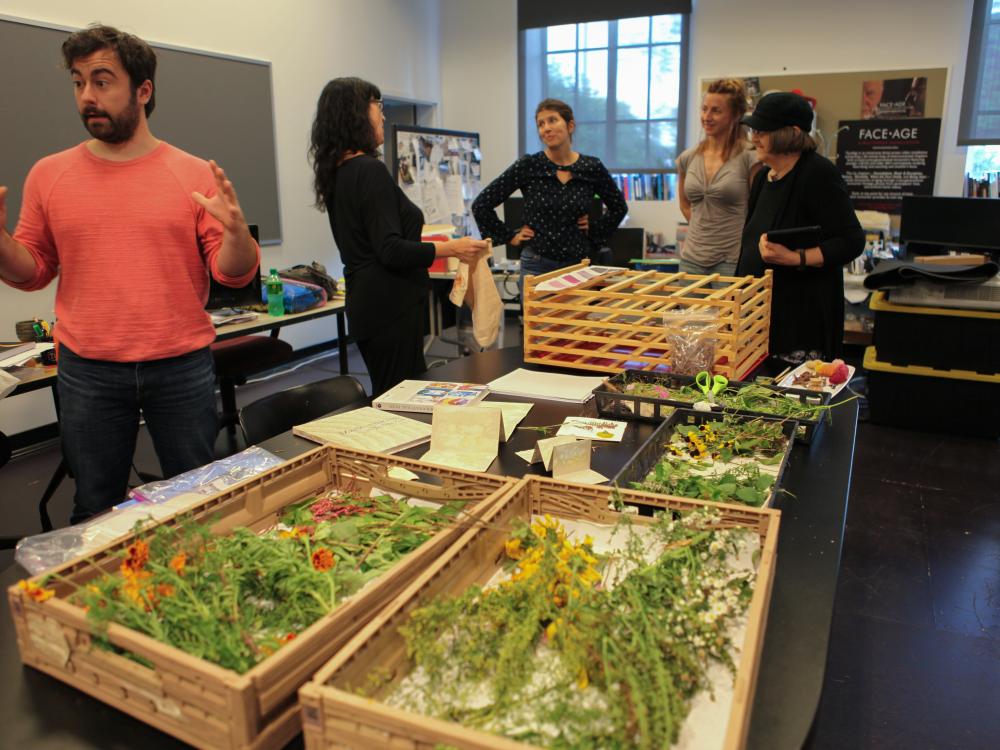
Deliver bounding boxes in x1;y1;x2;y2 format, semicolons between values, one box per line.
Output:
373;380;489;413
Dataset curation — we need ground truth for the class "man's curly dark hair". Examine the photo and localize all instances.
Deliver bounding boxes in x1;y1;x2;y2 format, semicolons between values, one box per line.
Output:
61;24;157;118
309;77;381;210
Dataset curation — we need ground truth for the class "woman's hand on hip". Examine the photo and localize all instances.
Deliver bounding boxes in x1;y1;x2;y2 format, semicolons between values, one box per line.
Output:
576;214;589;234
759;234;799;266
510;225;535;247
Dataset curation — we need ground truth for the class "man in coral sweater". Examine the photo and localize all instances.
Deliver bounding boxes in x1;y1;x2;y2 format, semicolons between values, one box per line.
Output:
0;25;260;523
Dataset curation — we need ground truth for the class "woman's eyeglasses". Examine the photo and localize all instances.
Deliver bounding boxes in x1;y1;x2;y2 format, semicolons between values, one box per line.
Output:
371;98;384;112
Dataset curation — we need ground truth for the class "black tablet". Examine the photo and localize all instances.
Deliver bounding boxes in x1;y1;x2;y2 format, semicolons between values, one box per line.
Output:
766;225;821;250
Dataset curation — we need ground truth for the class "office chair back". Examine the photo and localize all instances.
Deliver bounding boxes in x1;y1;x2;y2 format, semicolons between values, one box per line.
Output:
238;375;369;446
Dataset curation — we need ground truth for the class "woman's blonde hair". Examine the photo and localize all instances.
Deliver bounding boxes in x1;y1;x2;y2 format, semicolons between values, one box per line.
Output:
697;78;750;162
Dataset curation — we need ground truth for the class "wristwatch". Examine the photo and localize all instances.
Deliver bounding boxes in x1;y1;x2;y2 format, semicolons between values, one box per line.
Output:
797;249;807;270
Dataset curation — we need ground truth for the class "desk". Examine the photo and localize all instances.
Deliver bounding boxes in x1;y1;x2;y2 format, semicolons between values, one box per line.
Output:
6;299;349;400
0;347;857;749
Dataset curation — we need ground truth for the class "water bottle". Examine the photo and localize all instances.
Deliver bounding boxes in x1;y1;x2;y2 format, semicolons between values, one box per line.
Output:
266;268;284;316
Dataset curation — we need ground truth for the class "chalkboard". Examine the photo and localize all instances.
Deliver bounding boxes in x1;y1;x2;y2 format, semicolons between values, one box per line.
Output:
0;15;281;243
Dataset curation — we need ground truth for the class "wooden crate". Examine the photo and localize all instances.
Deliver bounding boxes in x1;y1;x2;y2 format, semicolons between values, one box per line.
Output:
7;445;514;750
523;261;772;381
299;475;780;750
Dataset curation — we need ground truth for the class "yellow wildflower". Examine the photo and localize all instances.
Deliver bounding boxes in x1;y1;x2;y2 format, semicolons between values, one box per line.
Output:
18;579;55;603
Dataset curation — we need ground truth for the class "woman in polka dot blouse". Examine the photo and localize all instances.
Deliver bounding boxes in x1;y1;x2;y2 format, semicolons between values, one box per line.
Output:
472;98;627;297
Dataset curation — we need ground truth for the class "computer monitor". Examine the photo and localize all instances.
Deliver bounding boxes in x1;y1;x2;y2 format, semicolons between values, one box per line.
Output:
606;227;644;267
899;196;1000;255
500;196;603;260
206;223;263;309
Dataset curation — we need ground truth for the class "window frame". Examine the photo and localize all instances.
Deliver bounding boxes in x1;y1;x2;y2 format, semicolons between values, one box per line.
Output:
518;13;689;173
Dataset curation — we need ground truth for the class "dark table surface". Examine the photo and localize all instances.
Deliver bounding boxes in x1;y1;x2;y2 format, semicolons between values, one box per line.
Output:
0;347;857;749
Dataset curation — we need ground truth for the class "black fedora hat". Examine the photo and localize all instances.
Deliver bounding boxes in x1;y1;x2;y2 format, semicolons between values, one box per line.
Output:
741;91;813;132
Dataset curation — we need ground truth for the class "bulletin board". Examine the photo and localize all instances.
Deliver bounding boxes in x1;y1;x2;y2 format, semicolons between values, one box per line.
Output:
394;125;483;237
700;67;948;162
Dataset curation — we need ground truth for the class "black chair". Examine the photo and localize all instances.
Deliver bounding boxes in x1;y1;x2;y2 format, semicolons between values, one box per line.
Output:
212;335;294;452
238;375;369;446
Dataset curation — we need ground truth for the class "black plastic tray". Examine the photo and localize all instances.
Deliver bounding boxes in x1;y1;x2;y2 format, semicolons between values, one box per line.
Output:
611;409;798;509
594;370;830;445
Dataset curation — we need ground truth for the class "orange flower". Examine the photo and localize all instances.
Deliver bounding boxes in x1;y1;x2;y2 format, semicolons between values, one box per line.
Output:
311;548;335;572
123;539;150;573
156;583;176;598
121;569;152;608
18;579;55;603
168;552;186;575
281;632;297;644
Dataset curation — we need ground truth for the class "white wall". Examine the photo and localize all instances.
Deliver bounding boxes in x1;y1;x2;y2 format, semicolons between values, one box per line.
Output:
0;0;443;435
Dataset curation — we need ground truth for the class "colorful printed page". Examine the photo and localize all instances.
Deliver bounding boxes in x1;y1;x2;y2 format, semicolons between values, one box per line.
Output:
551;439;608;485
533;265;624;292
556;416;628;442
373;380;489;413
474;401;533;442
420;404;501;473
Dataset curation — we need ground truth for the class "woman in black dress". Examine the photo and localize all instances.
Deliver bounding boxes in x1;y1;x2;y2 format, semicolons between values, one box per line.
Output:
309;77;488;397
736;91;865;363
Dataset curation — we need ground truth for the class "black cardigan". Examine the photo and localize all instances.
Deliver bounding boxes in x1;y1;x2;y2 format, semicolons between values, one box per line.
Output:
736;150;864;359
324;156;436;341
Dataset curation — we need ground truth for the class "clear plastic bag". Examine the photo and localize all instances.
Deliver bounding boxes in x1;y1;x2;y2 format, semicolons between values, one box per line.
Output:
663;309;720;375
15;446;284;576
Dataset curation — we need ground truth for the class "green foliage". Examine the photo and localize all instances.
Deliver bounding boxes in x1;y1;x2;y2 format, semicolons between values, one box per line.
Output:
387;510;756;749
66;492;460;674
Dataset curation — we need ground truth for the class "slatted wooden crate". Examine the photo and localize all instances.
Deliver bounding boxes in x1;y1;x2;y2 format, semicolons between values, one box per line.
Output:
7;445;514;750
523;261;772;381
299;474;780;750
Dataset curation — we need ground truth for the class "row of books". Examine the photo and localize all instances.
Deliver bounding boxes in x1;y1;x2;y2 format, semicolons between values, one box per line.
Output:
611;172;676;202
964;173;1000;198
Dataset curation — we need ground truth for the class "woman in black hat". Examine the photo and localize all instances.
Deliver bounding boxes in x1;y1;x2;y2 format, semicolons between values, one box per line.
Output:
736;91;864;364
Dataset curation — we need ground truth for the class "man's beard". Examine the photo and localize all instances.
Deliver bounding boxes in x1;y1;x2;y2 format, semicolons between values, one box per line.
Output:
81;91;141;144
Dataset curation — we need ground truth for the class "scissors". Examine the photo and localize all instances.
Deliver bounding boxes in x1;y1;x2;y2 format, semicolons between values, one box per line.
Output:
695;371;728;402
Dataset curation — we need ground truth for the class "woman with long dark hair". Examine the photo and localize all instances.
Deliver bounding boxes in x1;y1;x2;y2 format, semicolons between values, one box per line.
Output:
309;77;487;397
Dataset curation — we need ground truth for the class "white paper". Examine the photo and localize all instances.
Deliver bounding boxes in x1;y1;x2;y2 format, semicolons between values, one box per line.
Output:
550;439;608;484
2;342;54;368
487;368;606;403
0;368;19;399
534;266;625;292
420;404;501;473
474;401;533;442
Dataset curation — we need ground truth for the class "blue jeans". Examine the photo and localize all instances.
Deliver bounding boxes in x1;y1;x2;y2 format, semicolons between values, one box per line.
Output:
57;345;218;523
518;248;576;307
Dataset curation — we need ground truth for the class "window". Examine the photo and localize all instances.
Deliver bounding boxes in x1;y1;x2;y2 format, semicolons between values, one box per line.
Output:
521;14;687;172
958;0;1000;145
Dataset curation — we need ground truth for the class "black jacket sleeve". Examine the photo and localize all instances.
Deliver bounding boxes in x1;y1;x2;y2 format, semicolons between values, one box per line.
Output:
803;157;865;268
471;158;524;246
357;160;435;271
588;160;628;249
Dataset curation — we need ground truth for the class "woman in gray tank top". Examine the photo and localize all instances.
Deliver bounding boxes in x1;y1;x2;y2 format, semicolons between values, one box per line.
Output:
676;79;761;280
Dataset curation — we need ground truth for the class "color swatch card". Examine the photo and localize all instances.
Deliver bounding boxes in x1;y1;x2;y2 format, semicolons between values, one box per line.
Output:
420;404;501;473
550;439;608;485
556;416;628;442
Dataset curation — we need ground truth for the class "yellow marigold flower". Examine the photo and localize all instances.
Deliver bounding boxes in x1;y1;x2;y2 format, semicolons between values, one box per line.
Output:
577;668;589;690
168;552;187;575
312;547;335;572
504;538;522;559
18;579;55;603
545;620;559;640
